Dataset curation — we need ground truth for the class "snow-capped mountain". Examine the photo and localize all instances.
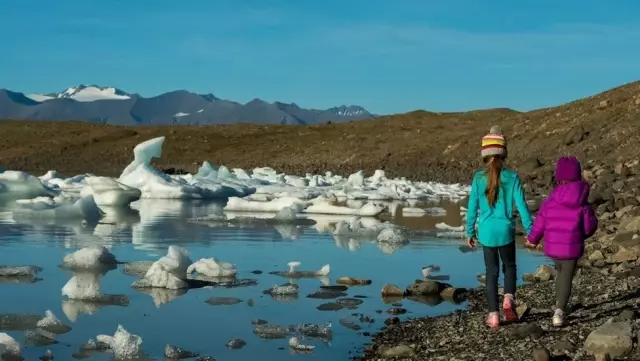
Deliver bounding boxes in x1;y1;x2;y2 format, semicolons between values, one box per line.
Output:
0;85;376;125
25;85;132;102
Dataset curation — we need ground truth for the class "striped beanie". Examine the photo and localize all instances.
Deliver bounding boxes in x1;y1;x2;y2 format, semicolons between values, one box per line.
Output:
481;126;507;158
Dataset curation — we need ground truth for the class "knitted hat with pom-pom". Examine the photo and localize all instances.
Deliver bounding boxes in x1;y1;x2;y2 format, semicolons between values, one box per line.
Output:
481;125;507;158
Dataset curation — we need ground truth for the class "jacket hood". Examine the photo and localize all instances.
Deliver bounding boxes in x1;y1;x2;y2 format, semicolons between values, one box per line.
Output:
550;180;590;208
555;156;582;182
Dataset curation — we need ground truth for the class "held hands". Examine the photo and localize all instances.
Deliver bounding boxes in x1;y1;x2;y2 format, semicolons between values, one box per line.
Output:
524;237;536;248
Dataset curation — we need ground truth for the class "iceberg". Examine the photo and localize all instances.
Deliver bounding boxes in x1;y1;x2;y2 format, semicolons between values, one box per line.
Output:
132;246;192;289
12;195;103;223
117;137;255;199
0;170;56;199
80;176;141;207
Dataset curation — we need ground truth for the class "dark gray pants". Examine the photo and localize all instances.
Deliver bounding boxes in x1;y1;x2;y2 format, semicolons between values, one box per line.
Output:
483;242;516;313
554;259;577;311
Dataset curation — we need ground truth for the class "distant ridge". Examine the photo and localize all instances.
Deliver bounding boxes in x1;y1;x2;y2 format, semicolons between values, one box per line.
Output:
0;84;376;125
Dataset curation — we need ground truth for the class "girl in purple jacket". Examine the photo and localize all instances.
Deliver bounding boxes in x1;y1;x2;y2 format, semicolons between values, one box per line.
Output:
526;156;598;327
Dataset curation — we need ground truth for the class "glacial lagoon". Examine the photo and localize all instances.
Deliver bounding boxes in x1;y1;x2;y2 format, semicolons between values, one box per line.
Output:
0;199;546;361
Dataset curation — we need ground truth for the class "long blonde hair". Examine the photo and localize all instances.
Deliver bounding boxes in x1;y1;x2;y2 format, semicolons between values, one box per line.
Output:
483;155;504;207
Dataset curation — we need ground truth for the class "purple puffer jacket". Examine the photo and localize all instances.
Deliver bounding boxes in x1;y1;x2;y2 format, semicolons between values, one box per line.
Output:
528;157;598;260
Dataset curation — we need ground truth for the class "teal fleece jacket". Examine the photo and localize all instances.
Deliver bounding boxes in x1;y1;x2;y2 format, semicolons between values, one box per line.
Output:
465;168;533;247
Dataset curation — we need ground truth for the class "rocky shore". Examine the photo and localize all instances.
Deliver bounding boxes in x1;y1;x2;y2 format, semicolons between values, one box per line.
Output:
355;159;640;361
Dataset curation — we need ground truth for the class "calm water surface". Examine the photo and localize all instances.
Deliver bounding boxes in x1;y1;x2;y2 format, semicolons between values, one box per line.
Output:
0;199;545;360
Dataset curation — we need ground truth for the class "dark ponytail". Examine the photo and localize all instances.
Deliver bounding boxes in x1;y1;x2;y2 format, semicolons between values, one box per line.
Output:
484;155;504;207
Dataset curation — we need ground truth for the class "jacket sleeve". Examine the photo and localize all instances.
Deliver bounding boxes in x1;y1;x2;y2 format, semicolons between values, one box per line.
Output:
582;205;598;238
527;200;546;245
513;174;533;236
465;175;479;239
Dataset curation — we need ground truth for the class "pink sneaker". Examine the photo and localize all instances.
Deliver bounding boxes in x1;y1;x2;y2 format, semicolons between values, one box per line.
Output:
503;294;518;322
487;312;500;328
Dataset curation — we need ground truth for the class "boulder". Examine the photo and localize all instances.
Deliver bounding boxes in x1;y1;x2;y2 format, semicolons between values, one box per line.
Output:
439;287;467;302
336;277;372;286
620;216;640;233
532;347;550;361
611;247;638;263
381;284;404;297
563;125;586;146
405;280;448;296
378;345;415;358
523;264;556;282
588;250;605;262
584;321;633;358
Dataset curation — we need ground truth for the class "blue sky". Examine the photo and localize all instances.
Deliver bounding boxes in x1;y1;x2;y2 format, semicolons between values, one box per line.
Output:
1;0;639;114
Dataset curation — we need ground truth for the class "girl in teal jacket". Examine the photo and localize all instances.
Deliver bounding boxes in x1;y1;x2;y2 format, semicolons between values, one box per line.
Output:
466;126;533;328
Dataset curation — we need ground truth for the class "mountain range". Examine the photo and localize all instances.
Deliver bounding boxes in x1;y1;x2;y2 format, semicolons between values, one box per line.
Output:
0;85;376;125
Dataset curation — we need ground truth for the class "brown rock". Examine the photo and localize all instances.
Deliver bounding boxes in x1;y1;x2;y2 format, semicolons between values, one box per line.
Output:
336;277;372;286
516;303;530;321
614;163;628;176
611;247;638;263
381;284;404;297
589;250;605;261
378;344;414;358
595;353;613;361
439;287;466;302
405;280;448;296
535;264;556;281
532;347;550;361
584;321;633;358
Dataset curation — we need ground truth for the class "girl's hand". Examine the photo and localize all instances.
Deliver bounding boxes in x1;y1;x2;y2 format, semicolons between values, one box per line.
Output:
524;239;536;248
466;237;476;249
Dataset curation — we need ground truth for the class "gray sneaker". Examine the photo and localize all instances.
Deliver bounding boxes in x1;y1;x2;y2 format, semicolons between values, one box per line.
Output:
552;308;565;327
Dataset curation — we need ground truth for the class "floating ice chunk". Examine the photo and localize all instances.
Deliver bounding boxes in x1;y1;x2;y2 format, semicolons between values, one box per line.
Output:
195;161;218;179
289;337;315;351
253;324;289;339
187;258;237;278
303;201;385;216
367;170;386;183
377;228;410;245
347;170;365;187
263;283;299;296
132;246;191;289
61;246;118;271
13;195;103;222
133;262;188;289
62;273;102;300
435;231;466;239
0;265;42;277
224;197;308;213
0;332;21;358
80;176;141;207
435;222;464;231
269;262;330;278
119;140;254;198
274;206;299;221
0;170;56;198
36;310;71;334
117;137;219;199
95;325;143;360
39;170;60;181
284;175;308;187
402;207;447;216
120;137;165;178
